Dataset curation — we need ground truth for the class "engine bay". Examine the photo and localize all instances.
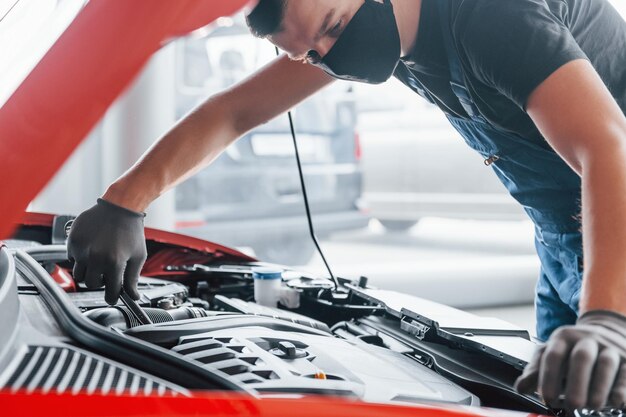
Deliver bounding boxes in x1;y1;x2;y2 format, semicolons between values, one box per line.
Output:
77;278;478;405
1;220;552;414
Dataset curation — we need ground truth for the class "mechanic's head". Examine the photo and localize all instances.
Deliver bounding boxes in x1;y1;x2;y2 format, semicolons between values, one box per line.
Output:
245;0;402;84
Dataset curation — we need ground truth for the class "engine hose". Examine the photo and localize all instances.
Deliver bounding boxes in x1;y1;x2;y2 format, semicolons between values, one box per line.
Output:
85;306;209;329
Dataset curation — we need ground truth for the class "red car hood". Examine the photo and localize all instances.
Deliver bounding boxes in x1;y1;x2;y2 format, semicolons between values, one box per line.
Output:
2;392;538;417
0;0;249;239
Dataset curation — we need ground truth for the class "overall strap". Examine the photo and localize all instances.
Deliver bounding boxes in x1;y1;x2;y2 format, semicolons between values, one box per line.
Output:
395;62;437;105
436;0;485;122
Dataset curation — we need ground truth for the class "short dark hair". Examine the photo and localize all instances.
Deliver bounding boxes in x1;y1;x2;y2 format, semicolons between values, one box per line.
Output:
246;0;288;38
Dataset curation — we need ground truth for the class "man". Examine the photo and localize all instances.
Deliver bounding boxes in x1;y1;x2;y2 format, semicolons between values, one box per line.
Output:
68;0;626;410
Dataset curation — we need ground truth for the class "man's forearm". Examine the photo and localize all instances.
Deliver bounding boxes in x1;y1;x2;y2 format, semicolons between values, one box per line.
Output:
580;140;626;315
103;95;238;212
100;55;334;213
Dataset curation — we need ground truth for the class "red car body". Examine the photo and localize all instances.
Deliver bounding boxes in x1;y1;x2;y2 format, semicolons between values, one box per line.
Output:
3;392;536;417
0;0;248;239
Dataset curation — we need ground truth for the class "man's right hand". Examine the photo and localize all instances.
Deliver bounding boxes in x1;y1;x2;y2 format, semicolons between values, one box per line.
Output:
67;198;147;305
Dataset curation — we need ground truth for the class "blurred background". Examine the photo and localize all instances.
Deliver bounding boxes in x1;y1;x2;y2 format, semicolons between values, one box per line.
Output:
24;0;626;335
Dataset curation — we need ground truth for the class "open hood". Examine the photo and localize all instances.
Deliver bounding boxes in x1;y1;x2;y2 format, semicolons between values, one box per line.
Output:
0;0;249;239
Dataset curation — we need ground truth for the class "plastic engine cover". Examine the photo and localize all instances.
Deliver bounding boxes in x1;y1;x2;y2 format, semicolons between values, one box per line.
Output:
165;324;479;405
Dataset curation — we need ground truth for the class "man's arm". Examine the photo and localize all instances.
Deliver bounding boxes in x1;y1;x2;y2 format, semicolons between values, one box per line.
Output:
67;55;334;304
526;59;626;315
104;55;334;212
515;59;626;409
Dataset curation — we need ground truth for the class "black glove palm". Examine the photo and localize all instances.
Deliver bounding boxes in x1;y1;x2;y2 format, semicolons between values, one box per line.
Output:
67;198;147;305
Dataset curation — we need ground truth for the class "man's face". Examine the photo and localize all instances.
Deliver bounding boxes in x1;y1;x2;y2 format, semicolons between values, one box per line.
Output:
268;0;367;62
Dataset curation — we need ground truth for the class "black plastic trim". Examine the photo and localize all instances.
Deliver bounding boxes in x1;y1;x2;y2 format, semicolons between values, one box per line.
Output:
354;316;550;414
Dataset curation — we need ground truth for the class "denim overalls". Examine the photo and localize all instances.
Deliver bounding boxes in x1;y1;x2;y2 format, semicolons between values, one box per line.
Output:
397;0;584;341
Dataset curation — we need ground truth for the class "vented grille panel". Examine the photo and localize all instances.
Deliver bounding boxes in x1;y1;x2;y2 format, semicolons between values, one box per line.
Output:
2;346;185;396
173;336;276;385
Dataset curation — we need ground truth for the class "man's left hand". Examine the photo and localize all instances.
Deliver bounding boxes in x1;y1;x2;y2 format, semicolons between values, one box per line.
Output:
515;310;626;410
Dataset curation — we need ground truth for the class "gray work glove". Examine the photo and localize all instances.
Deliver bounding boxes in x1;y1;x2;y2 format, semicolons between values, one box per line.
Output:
515;310;626;410
67;198;147;305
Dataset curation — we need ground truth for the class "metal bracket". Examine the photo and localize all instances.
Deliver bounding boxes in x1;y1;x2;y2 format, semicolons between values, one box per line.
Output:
401;318;431;341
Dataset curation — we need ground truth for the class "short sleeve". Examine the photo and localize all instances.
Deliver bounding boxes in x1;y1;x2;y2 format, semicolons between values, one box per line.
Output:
457;0;589;110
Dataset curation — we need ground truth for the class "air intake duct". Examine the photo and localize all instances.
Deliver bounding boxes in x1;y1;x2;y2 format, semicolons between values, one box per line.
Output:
85;306;208;329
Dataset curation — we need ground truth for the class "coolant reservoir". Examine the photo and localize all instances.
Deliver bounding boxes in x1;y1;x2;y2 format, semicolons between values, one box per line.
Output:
253;267;282;307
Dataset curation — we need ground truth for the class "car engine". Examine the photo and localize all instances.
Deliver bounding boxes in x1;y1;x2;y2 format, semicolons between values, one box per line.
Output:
68;274;477;405
1;223;554;415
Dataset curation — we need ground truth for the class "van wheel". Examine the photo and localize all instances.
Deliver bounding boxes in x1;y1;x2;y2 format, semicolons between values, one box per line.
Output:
379;220;418;232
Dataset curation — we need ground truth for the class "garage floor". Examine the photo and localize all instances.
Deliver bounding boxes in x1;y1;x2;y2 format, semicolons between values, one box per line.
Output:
302;217;539;309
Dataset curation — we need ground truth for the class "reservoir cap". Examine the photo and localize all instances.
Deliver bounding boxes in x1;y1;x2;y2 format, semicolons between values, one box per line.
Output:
252;267;283;280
